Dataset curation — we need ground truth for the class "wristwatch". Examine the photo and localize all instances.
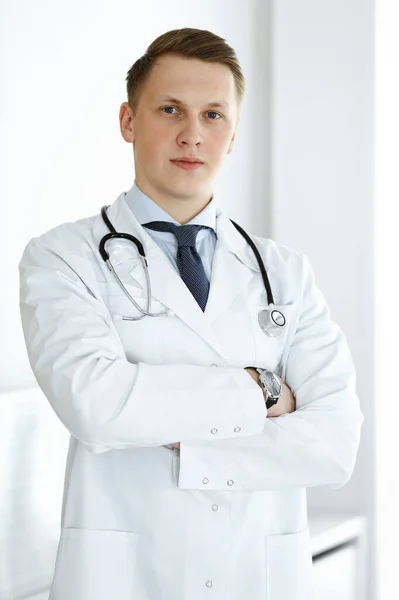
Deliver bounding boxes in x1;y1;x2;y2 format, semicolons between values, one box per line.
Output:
255;368;282;409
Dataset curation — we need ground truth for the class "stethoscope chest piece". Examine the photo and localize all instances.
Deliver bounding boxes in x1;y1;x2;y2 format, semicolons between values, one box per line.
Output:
258;307;286;338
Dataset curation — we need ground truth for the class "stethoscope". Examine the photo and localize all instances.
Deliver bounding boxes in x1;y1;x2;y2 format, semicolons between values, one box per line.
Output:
99;206;286;338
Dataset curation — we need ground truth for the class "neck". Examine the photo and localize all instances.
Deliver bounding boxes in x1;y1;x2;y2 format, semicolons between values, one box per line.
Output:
135;178;212;225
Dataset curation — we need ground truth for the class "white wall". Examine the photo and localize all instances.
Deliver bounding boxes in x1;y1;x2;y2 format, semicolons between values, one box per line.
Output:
375;2;399;599
268;1;375;598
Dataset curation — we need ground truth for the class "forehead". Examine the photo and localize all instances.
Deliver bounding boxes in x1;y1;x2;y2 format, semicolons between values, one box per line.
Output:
142;54;236;104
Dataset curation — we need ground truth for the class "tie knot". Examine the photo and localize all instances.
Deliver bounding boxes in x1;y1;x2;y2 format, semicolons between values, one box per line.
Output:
143;221;210;247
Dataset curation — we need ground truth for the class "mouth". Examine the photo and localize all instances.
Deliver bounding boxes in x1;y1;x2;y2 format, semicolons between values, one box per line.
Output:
170;159;204;171
171;155;204;162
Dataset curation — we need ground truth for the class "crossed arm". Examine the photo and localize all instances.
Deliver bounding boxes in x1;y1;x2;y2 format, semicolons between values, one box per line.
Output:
169;367;296;449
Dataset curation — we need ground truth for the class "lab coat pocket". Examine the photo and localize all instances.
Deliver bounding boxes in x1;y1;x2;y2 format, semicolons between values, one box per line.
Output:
249;302;298;372
49;527;139;600
265;527;313;600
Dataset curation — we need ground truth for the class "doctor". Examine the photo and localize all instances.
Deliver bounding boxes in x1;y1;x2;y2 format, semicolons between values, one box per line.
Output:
19;27;363;600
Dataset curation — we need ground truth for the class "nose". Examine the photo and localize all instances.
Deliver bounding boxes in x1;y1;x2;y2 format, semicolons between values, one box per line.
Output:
176;117;203;147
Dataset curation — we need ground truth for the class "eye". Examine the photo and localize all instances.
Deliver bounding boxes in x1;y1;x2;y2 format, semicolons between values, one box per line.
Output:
206;112;221;120
162;106;178;115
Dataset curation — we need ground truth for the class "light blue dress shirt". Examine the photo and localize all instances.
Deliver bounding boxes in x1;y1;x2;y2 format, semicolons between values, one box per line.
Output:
125;180;218;282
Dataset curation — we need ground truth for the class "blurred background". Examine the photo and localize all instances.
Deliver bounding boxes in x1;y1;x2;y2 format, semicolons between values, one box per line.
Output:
1;0;397;598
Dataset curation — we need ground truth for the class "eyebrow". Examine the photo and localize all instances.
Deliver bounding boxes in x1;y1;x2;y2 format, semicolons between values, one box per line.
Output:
157;95;229;109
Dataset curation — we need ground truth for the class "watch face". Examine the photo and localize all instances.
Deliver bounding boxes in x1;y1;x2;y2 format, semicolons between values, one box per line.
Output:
263;371;281;397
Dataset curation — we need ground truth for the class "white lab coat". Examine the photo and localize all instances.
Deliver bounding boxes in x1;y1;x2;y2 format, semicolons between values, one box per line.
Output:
19;190;363;600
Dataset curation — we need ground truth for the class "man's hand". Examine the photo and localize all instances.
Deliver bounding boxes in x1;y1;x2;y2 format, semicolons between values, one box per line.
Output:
169;368;296;448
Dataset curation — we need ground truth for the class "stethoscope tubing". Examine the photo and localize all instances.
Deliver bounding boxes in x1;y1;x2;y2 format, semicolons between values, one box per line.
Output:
227;218;275;306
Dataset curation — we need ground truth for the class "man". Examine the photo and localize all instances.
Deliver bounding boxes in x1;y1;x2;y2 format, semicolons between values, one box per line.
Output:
19;28;363;600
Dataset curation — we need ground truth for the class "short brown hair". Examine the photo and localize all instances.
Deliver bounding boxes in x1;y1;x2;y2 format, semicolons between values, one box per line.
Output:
125;28;245;116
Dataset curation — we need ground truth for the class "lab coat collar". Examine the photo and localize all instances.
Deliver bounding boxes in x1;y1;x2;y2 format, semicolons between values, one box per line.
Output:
93;191;275;358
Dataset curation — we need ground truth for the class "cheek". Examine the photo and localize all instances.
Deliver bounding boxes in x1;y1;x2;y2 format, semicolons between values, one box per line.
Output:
209;128;234;156
136;119;167;158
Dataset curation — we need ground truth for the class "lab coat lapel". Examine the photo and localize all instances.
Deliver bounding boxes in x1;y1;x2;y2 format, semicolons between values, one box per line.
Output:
93;192;275;357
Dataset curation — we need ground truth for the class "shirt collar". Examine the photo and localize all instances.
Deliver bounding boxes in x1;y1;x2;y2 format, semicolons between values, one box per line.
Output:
124;179;217;234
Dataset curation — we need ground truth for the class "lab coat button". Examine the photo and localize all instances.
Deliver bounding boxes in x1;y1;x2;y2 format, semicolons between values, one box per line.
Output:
211;504;219;511
205;581;213;588
168;310;175;316
227;479;234;486
234;426;241;432
202;477;209;484
211;428;218;434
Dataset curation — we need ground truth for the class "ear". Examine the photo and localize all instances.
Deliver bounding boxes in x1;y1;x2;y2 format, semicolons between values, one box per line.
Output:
226;130;236;155
119;102;135;143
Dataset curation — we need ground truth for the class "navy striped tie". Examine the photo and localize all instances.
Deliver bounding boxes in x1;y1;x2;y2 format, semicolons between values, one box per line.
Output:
142;221;211;311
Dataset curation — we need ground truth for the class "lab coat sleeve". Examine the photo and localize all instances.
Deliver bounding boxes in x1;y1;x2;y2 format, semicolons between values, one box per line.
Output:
177;252;364;491
18;235;266;452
